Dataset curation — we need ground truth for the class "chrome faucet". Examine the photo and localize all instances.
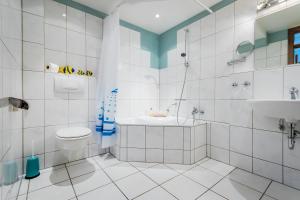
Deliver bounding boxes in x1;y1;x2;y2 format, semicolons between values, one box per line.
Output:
192;107;199;115
290;87;299;100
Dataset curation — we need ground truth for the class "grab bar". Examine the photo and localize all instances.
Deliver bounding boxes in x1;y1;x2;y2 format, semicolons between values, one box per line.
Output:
0;97;29;110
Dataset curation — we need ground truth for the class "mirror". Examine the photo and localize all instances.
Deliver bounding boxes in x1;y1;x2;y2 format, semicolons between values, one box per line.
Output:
255;2;300;69
227;41;255;66
236;41;255;58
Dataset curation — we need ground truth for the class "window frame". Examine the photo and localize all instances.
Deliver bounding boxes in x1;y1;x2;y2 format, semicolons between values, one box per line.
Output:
288;26;300;65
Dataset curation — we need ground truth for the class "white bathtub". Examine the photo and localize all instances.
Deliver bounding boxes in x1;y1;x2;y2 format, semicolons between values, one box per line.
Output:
112;116;208;165
116;116;204;126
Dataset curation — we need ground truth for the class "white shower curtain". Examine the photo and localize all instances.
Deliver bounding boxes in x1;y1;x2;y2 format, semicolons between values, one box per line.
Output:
95;10;120;148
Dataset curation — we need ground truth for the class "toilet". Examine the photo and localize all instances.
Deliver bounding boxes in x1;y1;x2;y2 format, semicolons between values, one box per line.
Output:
56;127;92;157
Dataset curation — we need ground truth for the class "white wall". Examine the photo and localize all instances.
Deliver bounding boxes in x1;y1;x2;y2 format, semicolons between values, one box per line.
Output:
159;0;300;190
0;0;23;199
117;26;159;119
22;0;103;169
21;0;160;169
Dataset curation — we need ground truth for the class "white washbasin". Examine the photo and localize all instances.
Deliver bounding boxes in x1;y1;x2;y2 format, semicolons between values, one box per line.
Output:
248;99;300;123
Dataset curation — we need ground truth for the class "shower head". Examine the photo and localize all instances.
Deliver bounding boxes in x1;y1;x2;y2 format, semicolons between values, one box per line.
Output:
181;53;187;58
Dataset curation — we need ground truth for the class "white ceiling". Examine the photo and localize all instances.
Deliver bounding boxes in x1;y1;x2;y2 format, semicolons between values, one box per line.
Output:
74;0;222;34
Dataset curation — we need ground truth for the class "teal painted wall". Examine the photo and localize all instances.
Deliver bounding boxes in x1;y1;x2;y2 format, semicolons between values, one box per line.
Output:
159;0;236;69
56;0;236;69
120;21;160;68
255;29;288;48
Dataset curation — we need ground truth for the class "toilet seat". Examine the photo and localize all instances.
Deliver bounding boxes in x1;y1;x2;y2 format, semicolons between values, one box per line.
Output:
56;127;91;140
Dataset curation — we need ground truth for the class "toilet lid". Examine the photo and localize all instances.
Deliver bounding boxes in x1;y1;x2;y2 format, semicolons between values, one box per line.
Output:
56;127;91;138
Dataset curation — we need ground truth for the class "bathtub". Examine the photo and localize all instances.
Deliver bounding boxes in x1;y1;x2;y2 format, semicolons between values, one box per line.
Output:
111;116;208;165
116;116;204;126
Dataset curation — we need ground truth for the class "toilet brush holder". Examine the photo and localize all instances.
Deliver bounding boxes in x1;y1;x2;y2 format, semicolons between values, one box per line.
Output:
25;156;40;179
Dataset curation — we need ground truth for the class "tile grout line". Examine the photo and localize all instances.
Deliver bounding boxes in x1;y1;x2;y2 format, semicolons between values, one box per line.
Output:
65;163;79;200
258;180;273;200
92;155;130;200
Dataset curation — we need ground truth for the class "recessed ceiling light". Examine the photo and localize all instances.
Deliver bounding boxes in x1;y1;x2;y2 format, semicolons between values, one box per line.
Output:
62;13;66;17
155;14;160;18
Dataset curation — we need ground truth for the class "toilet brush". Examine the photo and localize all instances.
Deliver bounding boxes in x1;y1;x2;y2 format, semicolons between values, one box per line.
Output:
25;141;40;179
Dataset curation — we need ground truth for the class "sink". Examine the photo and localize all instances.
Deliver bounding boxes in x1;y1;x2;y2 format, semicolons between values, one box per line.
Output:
248;99;300;123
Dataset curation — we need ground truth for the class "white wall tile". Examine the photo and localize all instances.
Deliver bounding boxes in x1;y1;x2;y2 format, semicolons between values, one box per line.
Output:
45;24;66;52
254;69;284;99
45;100;68;126
283;167;300;190
216;4;234;32
127;126;145;148
86;14;102;38
284;66;300;99
201;35;215;58
201;14;215;37
67;6;85;33
230;126;252;156
23;12;44;44
215;52;234;77
199;100;215;121
211;146;229;164
1;6;22;39
253;113;281;134
45;125;67;153
215;100;231;123
23;71;44;99
68;100;88;123
146;149;163;163
23;127;44;156
253;129;282;164
234;0;257;25
86;35;101;58
234;20;254;47
67;30;85;55
200;57;215;79
211;123;229;149
45;49;66;67
283;136;300;170
23;100;44;128
23;42;44;71
253;158;282;182
230;151;252;172
231;72;253;99
164;127;184;150
230;100;252;128
199;78;214;99
215;76;231;99
44;0;66;28
146;126;163;149
127;148;145;162
23;0;44;16
164;150;183;164
194;125;206;148
216;28;234;55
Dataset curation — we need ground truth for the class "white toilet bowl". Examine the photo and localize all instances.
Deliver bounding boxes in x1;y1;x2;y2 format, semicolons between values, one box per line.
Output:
56;127;92;160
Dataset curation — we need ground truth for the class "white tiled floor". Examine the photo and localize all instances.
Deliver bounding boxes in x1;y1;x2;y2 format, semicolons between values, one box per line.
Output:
17;154;300;200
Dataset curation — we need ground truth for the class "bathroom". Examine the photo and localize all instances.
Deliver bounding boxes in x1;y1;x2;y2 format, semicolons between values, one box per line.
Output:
1;0;300;199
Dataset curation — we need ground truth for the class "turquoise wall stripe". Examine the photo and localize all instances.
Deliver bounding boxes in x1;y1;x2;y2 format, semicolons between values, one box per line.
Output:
159;0;236;69
55;0;160;69
120;21;160;68
255;38;268;48
54;0;107;18
267;29;288;44
255;29;288;48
